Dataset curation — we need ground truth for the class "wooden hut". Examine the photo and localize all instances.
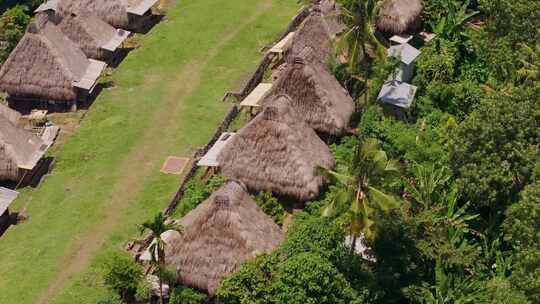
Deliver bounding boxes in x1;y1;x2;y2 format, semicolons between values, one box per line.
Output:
0;19;106;112
262;57;354;135
39;0;160;31
165;181;283;295
287;6;335;65
376;0;423;35
0;115;49;184
218;95;335;201
52;12;130;61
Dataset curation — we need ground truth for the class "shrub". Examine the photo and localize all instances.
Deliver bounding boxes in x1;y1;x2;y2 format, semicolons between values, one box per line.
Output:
175;173;226;217
253;191;286;226
270;252;361;304
217;253;280;304
101;252;144;300
169;286;207;304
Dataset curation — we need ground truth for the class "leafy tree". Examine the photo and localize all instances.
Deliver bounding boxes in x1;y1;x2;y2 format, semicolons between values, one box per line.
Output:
102;252;144;301
0;5;31;63
504;182;540;302
449;87;540;209
270;252;361;304
139;212;183;304
428;0;478;42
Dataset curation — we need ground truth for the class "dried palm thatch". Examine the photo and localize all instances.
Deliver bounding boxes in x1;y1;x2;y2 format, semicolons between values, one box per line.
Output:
318;0;347;36
218;95;335;201
263;57;354;135
376;0;423;35
287;6;334;65
166;181;283;295
56;12;119;60
57;0;142;29
0;17;90;102
0;115;47;182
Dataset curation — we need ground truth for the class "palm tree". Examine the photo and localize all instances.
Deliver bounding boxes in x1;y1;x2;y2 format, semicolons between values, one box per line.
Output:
139;212;183;304
319;138;400;253
405;163;451;210
335;0;387;105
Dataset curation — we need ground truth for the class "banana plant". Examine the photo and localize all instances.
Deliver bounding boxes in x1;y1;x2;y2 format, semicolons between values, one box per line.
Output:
430;0;478;42
318;138;400;251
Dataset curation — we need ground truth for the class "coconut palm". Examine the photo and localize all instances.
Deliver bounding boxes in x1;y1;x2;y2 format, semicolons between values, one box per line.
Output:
335;0;386;105
139;212;183;304
319;138;400;253
337;0;386;70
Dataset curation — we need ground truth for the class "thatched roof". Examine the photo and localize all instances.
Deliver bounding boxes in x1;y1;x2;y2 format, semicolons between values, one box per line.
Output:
376;0;423;35
0;17;94;102
287;7;334;65
166;181;283;295
0;115;47;182
218;95;335;201
56;12;129;60
263;57;354;135
56;0;152;29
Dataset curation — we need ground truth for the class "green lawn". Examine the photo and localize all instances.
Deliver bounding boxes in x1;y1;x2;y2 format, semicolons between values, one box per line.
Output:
0;0;297;303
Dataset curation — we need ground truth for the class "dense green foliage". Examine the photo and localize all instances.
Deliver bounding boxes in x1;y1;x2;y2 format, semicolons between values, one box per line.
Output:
218;0;540;302
169;286;207;304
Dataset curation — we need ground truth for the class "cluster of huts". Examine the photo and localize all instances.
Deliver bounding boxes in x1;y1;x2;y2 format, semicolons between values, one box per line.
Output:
0;0;159;112
0;0;159;232
140;0;426;298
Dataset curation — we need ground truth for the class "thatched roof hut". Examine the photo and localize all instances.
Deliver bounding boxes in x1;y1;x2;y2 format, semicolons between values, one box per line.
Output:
287;6;334;65
56;12;130;60
0;18;105;104
0;115;47;182
263;57;354;135
218;96;335;201
55;0;157;30
376;0;423;35
165;181;283;295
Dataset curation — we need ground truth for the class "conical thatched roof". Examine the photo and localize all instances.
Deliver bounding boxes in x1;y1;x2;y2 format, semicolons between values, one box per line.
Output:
376;0;423;35
0;116;47;182
166;181;283;295
287;6;334;65
56;12;123;60
263;57;354;135
56;0;143;29
0;18;92;102
218;96;335;201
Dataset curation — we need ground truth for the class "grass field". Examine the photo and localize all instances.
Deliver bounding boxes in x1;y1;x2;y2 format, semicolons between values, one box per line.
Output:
0;0;297;303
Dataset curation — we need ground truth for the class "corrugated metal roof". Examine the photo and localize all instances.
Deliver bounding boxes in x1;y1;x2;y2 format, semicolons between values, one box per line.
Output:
388;43;421;65
127;0;159;16
197;132;236;167
377;80;417;109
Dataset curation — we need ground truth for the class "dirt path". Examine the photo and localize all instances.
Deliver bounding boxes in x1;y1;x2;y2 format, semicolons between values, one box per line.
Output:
36;1;272;303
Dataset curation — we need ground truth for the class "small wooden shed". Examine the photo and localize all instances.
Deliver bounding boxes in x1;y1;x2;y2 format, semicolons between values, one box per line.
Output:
0;187;19;233
0;115;49;184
